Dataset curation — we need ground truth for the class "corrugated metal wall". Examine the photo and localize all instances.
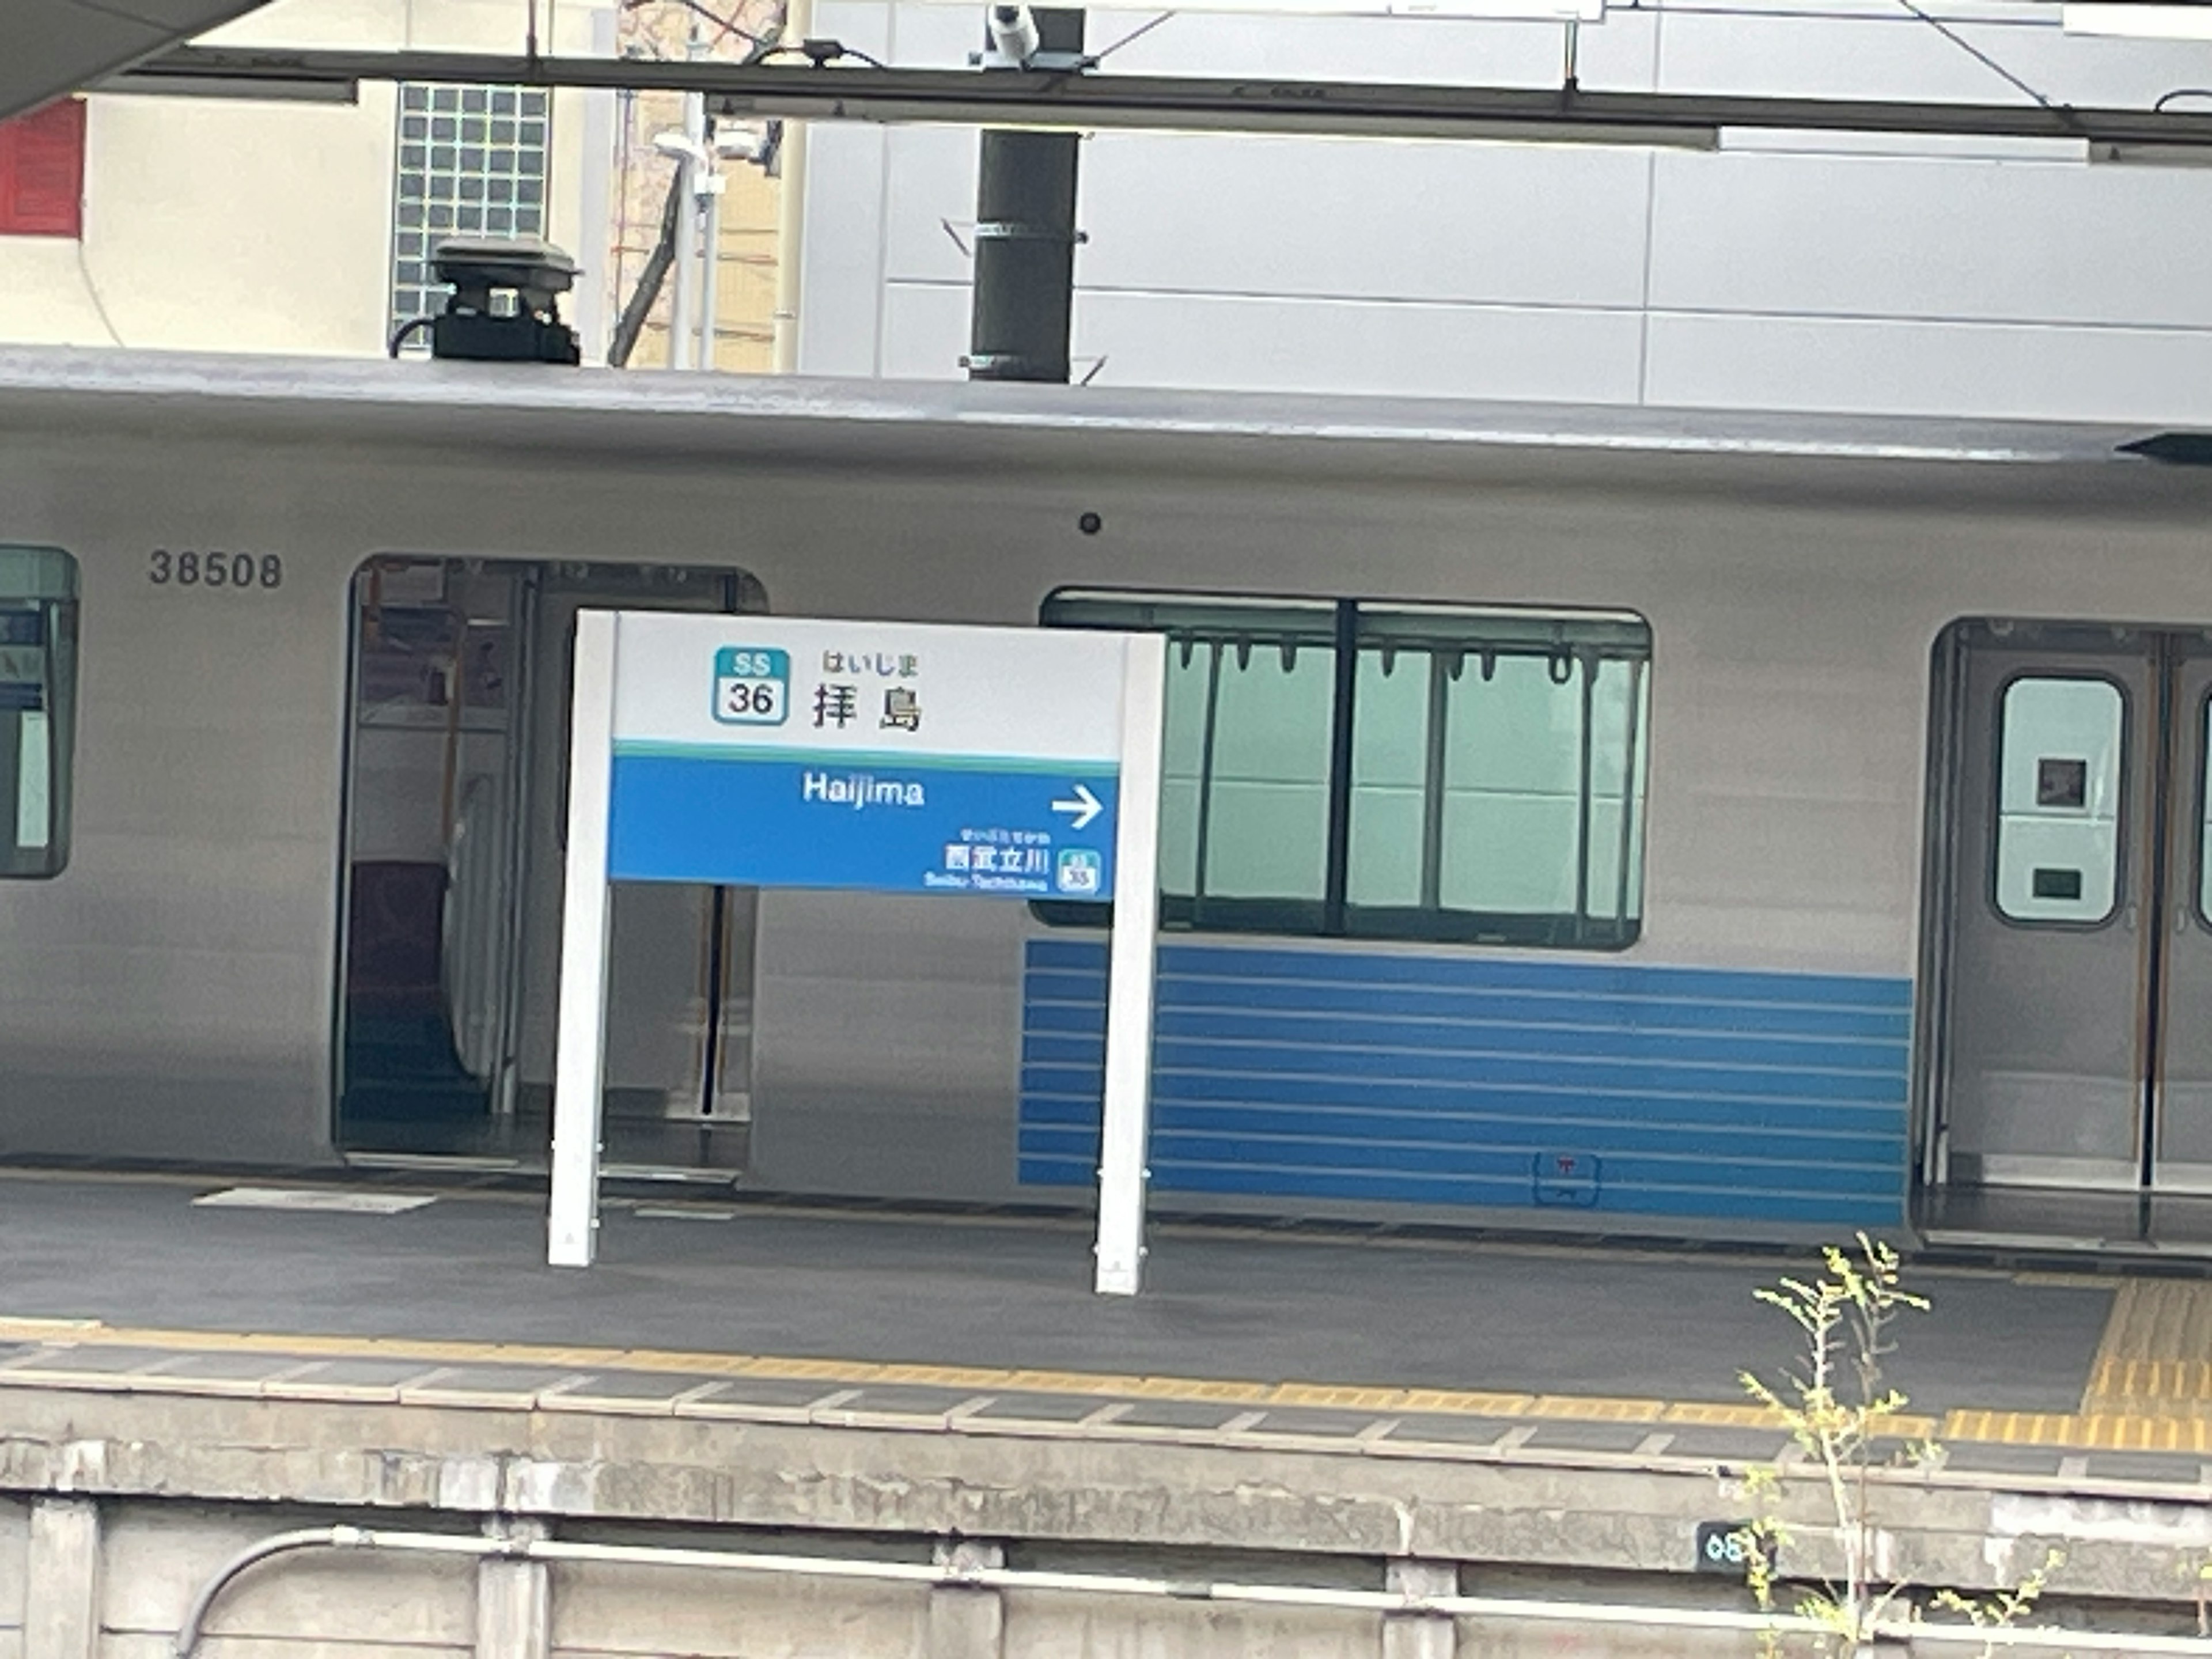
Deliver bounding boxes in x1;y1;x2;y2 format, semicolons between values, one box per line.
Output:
1020;938;1911;1226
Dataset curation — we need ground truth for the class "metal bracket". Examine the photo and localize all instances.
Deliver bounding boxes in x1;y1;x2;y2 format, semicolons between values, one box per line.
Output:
960;352;1047;374
967;48;1094;71
974;221;1088;244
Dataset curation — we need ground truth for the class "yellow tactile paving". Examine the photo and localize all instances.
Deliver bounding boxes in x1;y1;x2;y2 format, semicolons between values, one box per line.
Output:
1530;1395;1668;1423
1396;1389;1536;1416
1658;1402;1786;1429
871;1364;1022;1389
0;1309;2207;1455
2082;1279;2212;1415
1268;1384;1410;1410
1945;1409;2212;1453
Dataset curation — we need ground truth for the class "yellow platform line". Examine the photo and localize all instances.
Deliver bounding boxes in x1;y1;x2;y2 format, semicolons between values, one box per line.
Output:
0;1314;2194;1453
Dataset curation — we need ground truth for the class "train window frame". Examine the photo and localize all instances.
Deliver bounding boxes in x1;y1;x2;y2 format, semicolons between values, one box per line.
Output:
1987;668;2128;931
0;546;79;881
2196;687;2212;932
1033;586;1653;952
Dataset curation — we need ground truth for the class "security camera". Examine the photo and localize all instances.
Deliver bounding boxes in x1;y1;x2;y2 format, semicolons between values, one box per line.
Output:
988;3;1039;65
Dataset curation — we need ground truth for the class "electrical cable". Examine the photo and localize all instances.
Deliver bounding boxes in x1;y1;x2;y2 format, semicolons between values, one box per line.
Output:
387;316;435;357
753;37;888;67
1092;12;1173;62
73;245;123;348
1889;0;2080;128
2155;88;2212;110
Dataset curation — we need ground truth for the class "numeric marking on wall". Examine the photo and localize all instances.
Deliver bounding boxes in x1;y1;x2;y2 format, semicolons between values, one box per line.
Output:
150;552;284;590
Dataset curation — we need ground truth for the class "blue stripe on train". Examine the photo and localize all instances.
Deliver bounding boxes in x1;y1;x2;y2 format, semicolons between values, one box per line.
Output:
1017;940;1911;1229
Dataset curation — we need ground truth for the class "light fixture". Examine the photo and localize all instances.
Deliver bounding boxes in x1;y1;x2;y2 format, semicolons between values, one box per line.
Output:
651;130;710;168
2063;3;2212;39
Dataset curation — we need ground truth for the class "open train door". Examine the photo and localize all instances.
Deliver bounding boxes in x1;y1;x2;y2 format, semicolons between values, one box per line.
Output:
335;556;766;1181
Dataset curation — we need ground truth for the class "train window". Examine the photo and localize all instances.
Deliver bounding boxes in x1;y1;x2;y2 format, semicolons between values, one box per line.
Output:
1993;674;2122;926
1039;590;1651;949
1350;604;1649;946
1045;593;1339;931
0;547;77;879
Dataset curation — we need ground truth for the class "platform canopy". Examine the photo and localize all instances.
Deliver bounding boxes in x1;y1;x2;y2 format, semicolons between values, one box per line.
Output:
2;0;271;122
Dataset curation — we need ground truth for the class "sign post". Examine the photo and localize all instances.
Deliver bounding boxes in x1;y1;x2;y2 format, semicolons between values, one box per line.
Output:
548;611;1166;1294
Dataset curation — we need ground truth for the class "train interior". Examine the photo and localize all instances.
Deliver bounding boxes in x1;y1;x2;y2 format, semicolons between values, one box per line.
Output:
336;555;764;1181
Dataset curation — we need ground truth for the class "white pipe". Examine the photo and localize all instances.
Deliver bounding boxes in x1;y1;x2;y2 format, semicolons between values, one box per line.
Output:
768;0;810;373
697;162;721;372
172;1524;2212;1658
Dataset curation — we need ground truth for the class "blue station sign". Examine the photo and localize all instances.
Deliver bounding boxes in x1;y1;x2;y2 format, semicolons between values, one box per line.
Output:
603;614;1142;901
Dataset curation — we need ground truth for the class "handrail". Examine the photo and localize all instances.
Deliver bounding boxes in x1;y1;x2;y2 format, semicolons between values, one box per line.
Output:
173;1523;2212;1658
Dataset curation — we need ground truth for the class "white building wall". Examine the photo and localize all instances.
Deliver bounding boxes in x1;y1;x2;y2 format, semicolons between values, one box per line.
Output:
796;0;2212;422
0;0;615;359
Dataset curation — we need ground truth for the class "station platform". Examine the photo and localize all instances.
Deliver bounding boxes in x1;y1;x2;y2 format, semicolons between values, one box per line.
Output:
0;1164;2206;1479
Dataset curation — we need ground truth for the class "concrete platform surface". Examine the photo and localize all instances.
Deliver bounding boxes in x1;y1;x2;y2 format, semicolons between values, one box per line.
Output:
0;1171;2208;1465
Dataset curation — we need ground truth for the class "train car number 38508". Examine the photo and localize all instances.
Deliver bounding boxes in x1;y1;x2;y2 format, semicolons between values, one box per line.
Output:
149;551;284;589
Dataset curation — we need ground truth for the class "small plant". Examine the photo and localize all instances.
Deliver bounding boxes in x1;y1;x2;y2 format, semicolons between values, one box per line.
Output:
1734;1234;2062;1658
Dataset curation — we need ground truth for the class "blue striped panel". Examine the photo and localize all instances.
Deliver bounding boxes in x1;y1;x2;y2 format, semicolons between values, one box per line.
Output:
1017;940;1911;1229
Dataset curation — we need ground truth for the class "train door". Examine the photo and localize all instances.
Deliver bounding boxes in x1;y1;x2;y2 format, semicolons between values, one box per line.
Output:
1926;619;2212;1232
336;556;764;1176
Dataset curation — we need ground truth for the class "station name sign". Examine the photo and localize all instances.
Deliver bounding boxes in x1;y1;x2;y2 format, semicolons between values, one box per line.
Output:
605;613;1145;900
554;609;1166;1294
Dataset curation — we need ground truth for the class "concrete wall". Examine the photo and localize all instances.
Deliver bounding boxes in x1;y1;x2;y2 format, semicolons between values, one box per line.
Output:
794;0;2212;423
0;1380;2198;1658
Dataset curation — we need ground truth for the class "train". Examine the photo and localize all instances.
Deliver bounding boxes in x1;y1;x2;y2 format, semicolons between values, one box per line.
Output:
5;345;2211;1252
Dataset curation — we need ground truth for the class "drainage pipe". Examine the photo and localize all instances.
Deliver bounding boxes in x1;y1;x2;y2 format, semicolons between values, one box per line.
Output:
173;1524;2212;1658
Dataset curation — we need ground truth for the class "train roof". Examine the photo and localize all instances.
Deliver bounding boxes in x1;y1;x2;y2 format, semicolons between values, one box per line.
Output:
0;347;2199;506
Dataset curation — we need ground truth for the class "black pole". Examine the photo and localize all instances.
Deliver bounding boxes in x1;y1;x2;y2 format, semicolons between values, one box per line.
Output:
967;7;1084;384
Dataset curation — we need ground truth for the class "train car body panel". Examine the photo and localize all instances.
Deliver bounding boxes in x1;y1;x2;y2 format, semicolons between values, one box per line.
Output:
3;349;2211;1243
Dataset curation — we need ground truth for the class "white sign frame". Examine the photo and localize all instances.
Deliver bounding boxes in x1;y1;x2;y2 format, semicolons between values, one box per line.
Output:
548;609;1166;1296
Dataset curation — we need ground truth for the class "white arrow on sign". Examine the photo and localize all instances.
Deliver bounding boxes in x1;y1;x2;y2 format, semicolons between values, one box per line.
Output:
1052;783;1104;831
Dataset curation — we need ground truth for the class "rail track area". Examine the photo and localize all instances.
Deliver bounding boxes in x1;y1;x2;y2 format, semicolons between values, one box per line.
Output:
0;1166;2202;1469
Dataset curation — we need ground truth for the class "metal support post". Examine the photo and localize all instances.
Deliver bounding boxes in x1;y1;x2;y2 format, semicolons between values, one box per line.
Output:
548;610;616;1267
1093;631;1165;1296
966;7;1084;384
1382;1560;1459;1659
698;150;724;371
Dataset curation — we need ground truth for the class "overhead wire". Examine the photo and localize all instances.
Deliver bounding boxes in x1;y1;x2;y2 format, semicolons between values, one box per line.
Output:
1888;0;2080;128
1092;12;1174;62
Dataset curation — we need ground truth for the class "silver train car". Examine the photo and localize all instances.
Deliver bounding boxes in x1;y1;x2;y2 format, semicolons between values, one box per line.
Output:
5;347;2211;1250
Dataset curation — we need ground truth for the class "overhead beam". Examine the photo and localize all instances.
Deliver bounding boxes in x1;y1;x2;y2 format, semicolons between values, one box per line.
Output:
112;44;2212;149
